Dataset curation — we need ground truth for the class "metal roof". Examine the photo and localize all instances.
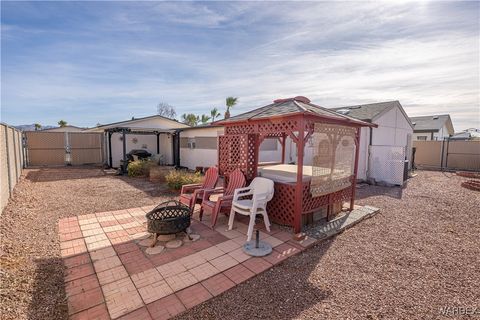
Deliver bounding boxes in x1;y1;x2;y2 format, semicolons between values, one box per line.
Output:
409;114;451;132
215;96;374;127
104;127;175;134
330;101;398;121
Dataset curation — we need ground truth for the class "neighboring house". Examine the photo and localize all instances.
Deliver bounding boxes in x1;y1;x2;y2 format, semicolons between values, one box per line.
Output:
450;128;480;141
177;125;283;170
41;125;85;132
177;125;223;170
86;115;189;167
410;114;454;141
327;101;413;184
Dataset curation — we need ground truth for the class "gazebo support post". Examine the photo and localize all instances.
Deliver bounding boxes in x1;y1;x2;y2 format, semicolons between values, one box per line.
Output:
350;127;361;210
281;134;286;164
294;119;305;234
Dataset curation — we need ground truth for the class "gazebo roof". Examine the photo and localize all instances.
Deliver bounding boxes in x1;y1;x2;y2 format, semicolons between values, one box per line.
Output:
216;96;375;127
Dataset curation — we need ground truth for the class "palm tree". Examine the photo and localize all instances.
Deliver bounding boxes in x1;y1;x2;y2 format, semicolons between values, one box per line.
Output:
225;97;238;119
58;120;67;127
200;114;211;124
181;113;199;126
210;108;220;122
34;123;42;131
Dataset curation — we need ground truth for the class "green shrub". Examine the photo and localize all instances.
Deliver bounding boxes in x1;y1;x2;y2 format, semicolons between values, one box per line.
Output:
165;170;203;190
127;160;155;177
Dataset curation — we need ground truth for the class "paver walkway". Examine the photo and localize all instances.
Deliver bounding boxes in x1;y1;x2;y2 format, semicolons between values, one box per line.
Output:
306;205;379;239
60;205;378;319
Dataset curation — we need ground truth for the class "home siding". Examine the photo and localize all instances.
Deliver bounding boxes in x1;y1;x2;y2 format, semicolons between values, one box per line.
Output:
179;127;283;170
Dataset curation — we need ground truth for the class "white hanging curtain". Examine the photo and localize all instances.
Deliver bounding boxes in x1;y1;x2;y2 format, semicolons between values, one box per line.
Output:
311;123;356;197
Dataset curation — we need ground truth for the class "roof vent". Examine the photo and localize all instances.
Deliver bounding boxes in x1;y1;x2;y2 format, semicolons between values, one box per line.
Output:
336;109;350;115
412;122;416;125
433;116;439;120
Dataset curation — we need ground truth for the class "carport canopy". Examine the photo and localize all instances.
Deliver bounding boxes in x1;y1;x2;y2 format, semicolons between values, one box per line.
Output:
104;127;176;172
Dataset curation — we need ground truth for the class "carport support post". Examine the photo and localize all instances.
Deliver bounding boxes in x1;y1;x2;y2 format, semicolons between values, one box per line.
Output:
122;129;127;174
350;127;361;210
156;133;160;154
108;131;113;168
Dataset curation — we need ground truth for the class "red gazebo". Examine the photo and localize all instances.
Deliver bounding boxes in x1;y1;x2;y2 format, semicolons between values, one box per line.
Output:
215;96;376;233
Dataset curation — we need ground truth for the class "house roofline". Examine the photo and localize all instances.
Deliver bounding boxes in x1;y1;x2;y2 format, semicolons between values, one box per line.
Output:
90;114;188;130
175;125;224;131
371;101;414;130
413;129;440;133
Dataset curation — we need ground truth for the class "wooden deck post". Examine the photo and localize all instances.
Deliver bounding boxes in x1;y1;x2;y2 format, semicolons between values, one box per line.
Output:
294;118;305;234
350;127;361;210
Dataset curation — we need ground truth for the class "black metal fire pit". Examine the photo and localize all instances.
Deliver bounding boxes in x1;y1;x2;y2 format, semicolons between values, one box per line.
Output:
146;200;192;247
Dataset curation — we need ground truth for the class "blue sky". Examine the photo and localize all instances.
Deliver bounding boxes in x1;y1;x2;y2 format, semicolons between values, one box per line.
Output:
1;1;479;130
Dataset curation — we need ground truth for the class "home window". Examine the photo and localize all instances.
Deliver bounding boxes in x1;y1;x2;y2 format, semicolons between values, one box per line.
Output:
187;140;196;149
417;136;427;141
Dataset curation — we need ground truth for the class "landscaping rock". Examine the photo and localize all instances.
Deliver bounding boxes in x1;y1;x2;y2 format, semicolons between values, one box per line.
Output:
165;239;183;249
145;245;165;255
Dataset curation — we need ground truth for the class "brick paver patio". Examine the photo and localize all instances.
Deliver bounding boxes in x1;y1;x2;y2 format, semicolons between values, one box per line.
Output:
59;205;315;319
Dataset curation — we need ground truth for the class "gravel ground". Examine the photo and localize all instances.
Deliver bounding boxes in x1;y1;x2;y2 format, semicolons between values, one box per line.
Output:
176;171;479;320
0;167;175;320
1;169;478;320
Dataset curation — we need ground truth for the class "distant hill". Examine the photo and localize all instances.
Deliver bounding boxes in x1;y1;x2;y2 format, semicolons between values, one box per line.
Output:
14;124;56;131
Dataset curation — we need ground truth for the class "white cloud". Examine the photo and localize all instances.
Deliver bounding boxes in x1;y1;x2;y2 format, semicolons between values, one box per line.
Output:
1;1;478;130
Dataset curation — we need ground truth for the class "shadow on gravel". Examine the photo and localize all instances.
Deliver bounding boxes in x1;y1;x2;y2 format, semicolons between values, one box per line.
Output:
355;183;404;200
175;238;335;320
25;167;177;199
25;167;106;183
117;175;178;199
27;257;68;320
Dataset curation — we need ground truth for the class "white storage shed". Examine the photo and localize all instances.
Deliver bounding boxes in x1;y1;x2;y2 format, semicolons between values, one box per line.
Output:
329;101;414;185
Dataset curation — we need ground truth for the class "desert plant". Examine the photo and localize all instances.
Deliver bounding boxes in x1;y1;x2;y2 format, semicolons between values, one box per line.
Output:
165;170;203;190
127;160;155;177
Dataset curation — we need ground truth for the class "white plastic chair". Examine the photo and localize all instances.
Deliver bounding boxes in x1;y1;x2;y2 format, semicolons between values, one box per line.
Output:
228;177;275;241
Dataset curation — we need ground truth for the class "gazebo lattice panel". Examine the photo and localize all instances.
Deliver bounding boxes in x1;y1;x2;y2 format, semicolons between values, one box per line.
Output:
218;134;257;181
267;181;354;227
246;134;258;180
225;124;255;135
225;120;300;137
257;120;298;136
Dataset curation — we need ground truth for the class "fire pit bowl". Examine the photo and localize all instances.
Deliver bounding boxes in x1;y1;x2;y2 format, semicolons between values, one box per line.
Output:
146;200;192;247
